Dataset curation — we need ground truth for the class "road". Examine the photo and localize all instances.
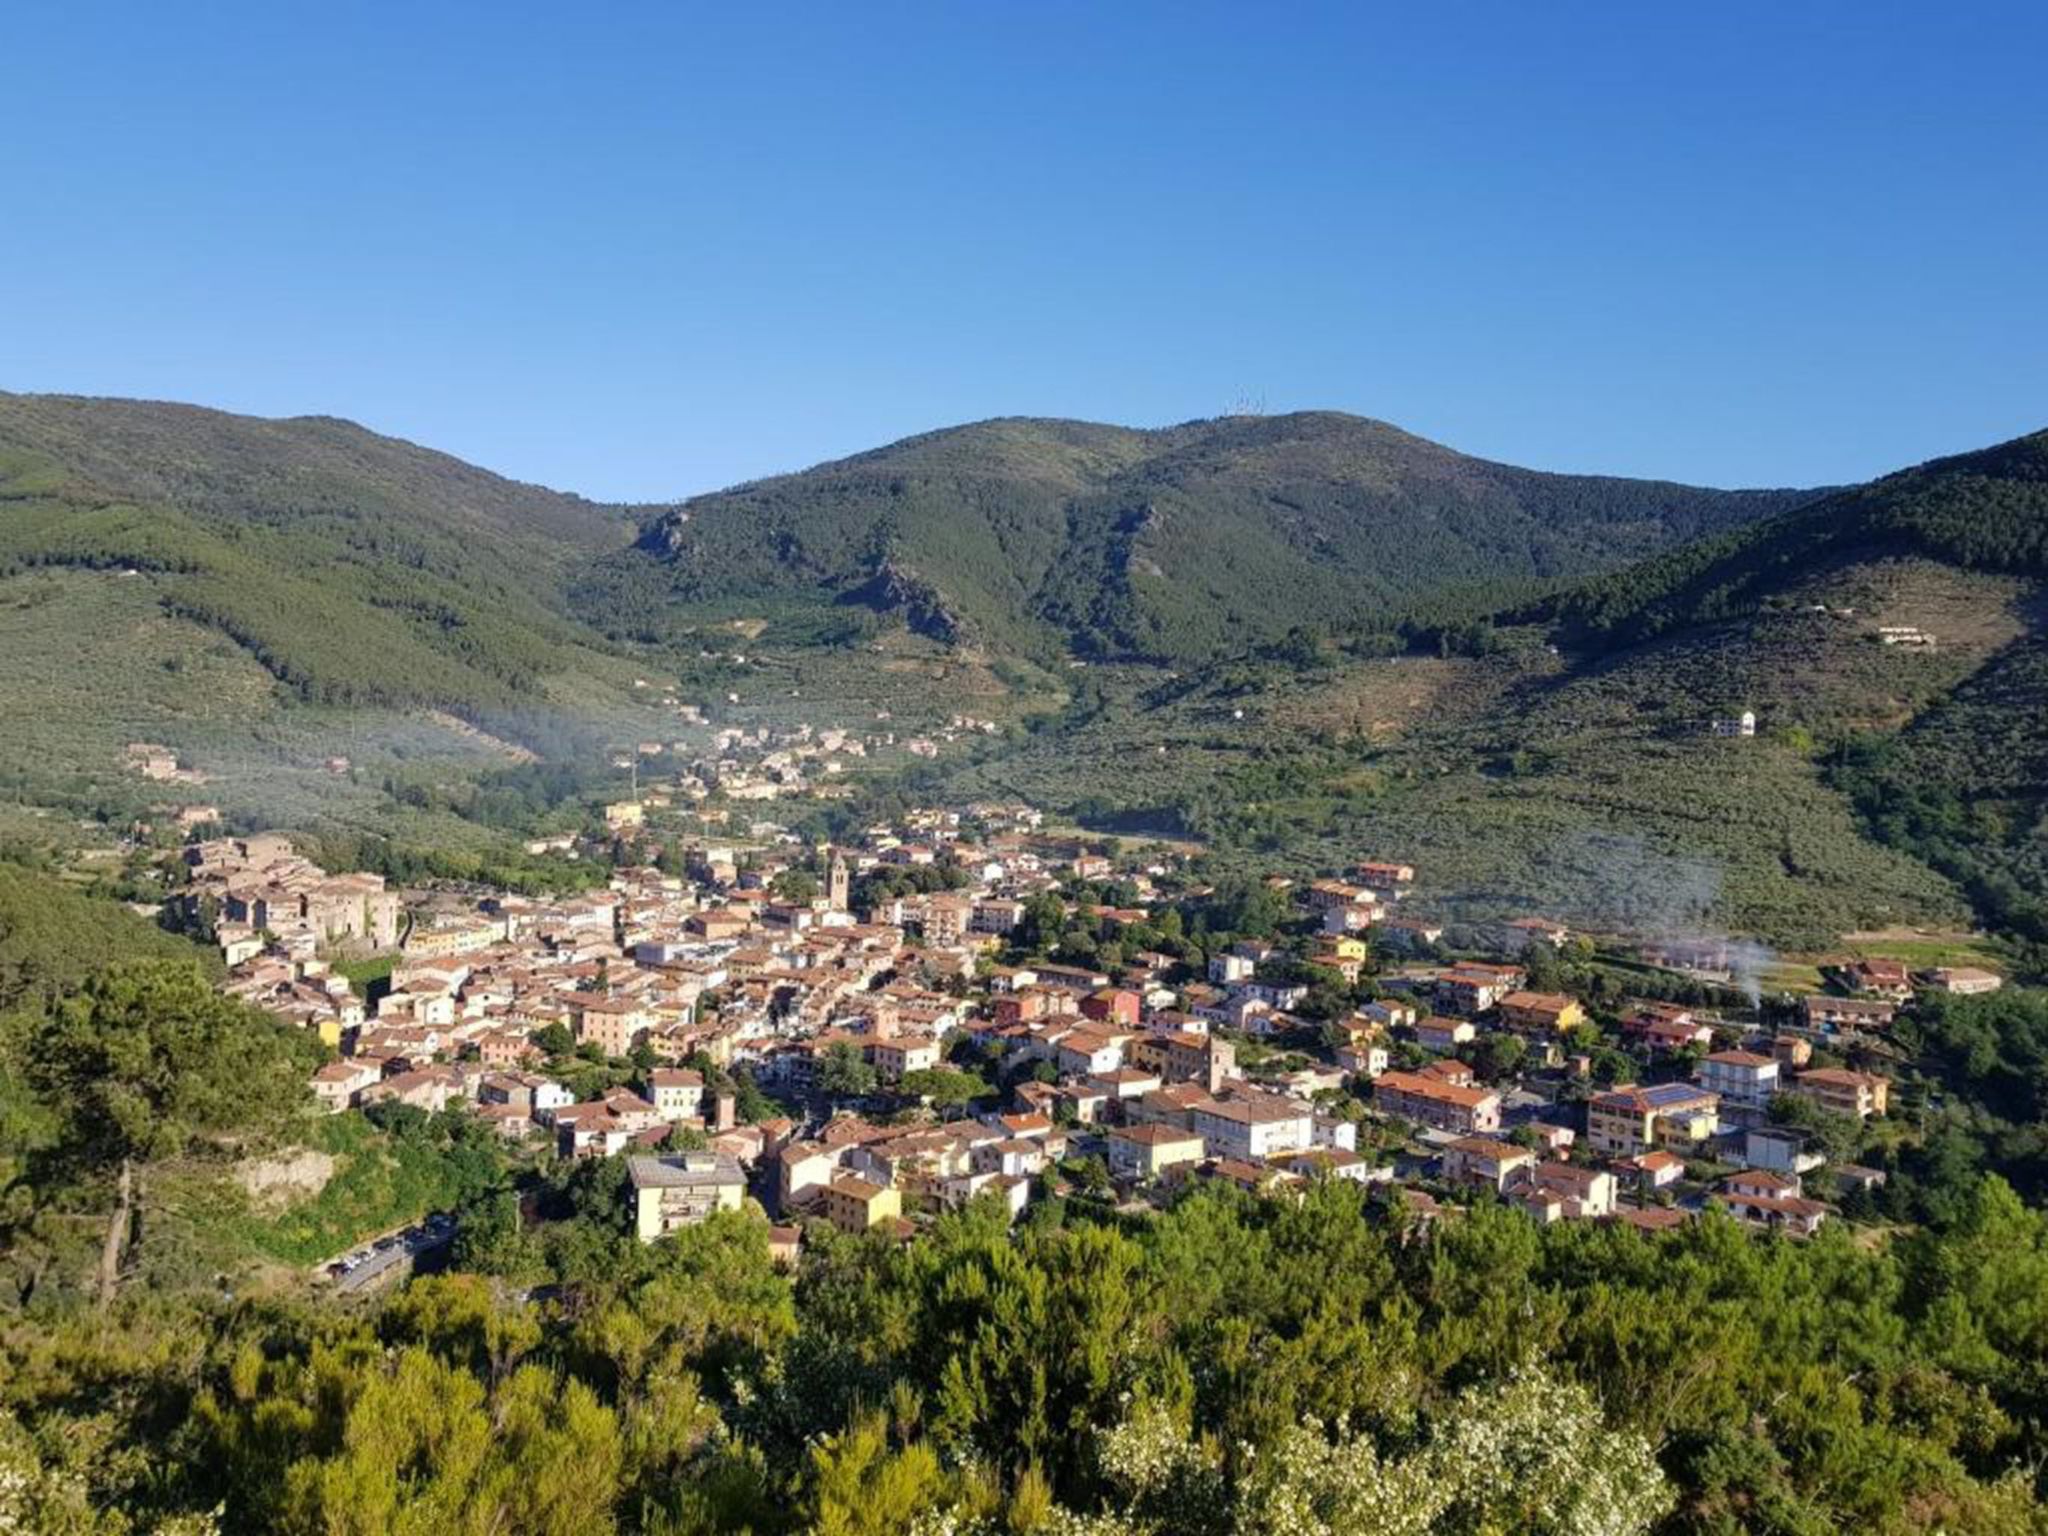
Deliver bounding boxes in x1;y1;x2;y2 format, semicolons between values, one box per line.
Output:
321;1214;454;1294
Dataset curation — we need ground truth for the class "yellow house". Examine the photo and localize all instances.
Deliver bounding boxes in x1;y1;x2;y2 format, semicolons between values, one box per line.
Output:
1792;1068;1889;1119
1586;1083;1720;1157
1107;1123;1207;1182
825;1175;902;1234
628;1153;747;1243
1496;991;1587;1035
868;1037;941;1082
1311;935;1369;982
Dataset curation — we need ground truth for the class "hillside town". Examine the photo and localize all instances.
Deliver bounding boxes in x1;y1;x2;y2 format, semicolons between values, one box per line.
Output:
166;779;1995;1279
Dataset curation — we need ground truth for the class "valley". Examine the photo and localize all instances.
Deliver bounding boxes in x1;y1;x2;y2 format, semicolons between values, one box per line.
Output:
4;392;2045;966
11;13;2047;1532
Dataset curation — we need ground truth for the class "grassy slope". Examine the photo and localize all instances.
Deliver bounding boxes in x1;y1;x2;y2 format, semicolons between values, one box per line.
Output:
1335;555;2021;947
1545;427;2048;647
937;638;1976;949
0;394;692;840
1538;426;2048;945
0;565;649;844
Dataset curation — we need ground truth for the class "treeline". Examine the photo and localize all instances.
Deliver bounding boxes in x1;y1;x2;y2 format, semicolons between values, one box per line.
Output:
382;759;623;837
1538;429;2048;654
298;830;610;897
4;908;2048;1529
1830;702;2048;957
7;1166;2048;1533
0;862;216;1012
1890;987;2048;1212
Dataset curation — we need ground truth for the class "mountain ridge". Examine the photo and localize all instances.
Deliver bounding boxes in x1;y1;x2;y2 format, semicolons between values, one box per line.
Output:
1545;426;2048;648
610;408;1820;661
0;390;632;554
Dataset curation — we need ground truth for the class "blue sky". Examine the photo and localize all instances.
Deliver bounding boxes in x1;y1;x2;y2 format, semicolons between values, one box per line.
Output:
5;2;2043;500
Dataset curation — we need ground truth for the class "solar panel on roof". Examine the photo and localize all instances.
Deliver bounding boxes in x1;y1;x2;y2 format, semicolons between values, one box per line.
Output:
1643;1082;1706;1108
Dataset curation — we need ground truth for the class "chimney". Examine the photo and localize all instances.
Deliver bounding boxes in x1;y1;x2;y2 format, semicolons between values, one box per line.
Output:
712;1090;736;1132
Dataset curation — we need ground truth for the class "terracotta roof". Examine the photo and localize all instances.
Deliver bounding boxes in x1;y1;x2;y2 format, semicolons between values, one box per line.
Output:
1375;1070;1497;1109
827;1174;888;1202
1703;1049;1774;1068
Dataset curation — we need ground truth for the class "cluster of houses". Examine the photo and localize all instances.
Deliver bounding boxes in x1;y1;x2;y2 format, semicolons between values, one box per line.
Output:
187;835;401;1043
661;721;871;805
190;797;1968;1260
1353;964;1909;1237
593;717;1022;822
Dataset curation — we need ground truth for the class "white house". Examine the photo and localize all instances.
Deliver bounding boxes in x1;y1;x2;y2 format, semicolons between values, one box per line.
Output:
1190;1096;1313;1162
1696;1050;1780;1112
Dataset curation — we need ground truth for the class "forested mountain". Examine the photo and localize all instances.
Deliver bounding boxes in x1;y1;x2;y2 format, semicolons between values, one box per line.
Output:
0;392;633;711
1545;428;2048;649
0;394;1809;713
599;411;1815;660
5;389;2042;950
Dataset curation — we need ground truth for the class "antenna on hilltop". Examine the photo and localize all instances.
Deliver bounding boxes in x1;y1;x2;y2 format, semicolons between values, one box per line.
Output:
1225;392;1267;418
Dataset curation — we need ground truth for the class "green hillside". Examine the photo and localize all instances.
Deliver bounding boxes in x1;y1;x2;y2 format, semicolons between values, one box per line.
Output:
1545;428;2048;648
929;429;2048;951
0;393;676;837
0;860;215;1011
596;411;1815;661
0;392;635;710
1530;428;2048;948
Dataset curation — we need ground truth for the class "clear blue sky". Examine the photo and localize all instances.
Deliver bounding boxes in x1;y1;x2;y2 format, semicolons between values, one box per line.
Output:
5;2;2044;501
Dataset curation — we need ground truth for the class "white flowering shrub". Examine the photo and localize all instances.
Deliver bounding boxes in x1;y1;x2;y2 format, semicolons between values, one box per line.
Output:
0;1411;105;1535
1046;1369;1668;1536
1093;1398;1227;1535
1424;1370;1671;1536
1235;1418;1445;1536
